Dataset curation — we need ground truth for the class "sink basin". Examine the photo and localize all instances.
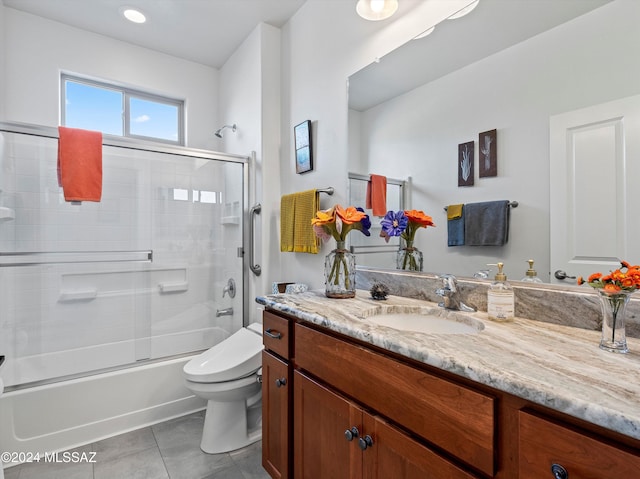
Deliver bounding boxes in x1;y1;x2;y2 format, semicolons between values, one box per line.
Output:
357;305;484;335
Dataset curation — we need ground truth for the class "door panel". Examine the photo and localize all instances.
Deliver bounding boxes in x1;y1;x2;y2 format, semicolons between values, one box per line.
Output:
550;94;640;283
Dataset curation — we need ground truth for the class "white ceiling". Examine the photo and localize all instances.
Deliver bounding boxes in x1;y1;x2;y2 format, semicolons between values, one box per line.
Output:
1;0;307;68
349;0;613;111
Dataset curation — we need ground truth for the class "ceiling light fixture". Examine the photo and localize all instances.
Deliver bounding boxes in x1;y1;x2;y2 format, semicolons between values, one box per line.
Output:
448;0;479;20
356;0;399;21
121;7;146;24
413;26;435;40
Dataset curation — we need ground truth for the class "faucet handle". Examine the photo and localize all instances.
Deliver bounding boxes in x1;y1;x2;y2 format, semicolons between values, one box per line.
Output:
437;273;457;290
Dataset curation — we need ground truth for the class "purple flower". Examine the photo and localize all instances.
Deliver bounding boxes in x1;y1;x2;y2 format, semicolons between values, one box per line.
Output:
380;210;408;237
356;207;371;236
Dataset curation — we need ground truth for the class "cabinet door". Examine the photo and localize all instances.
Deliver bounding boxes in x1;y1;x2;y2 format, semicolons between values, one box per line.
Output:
262;351;290;479
363;415;480;479
519;410;640;479
294;371;363;479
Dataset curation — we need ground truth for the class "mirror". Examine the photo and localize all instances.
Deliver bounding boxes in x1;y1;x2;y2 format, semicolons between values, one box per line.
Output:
347;0;639;282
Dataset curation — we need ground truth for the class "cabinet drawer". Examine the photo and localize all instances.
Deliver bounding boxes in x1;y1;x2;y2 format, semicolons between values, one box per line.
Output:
519;410;640;478
294;323;495;476
263;310;291;359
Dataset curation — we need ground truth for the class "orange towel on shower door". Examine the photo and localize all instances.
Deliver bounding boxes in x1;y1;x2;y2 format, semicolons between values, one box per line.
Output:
57;126;103;202
366;174;387;217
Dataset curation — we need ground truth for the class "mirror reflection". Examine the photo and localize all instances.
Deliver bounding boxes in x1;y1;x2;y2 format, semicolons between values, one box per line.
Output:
348;0;640;283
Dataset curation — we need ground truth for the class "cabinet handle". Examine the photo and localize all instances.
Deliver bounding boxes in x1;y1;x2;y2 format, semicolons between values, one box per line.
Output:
551;464;568;479
275;377;287;388
358;435;374;451
264;329;282;340
344;426;360;442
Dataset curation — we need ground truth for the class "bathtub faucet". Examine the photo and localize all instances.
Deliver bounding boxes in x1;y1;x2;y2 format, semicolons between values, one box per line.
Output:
216;307;234;317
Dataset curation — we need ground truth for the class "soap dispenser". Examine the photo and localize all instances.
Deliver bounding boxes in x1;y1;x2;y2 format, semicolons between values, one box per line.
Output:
521;259;543;283
487;262;515;322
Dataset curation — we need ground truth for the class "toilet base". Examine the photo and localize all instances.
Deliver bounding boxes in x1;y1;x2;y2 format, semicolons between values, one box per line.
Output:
200;398;262;454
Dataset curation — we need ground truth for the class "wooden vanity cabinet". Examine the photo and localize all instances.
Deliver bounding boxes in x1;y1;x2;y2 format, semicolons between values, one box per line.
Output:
262;307;640;479
262;311;293;479
294;370;478;479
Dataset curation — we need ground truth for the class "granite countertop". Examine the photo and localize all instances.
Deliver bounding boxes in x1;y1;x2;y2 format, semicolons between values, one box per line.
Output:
256;289;640;441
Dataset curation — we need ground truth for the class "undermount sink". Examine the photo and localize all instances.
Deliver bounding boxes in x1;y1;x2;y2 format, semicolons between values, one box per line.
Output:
357;305;484;335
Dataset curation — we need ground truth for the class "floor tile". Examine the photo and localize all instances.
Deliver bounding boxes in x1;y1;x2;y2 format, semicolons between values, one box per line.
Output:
93;426;159;464
94;446;168;479
11;459;93;479
229;442;270;479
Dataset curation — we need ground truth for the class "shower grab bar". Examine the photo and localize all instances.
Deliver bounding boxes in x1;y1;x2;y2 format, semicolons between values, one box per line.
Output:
158;281;189;293
250;203;262;276
0;250;153;267
59;289;98;302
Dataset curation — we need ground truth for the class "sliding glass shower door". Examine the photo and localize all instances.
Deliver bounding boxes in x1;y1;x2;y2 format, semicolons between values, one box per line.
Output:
0;124;248;388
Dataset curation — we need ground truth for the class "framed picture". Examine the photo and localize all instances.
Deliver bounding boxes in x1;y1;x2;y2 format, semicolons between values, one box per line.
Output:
294;120;313;174
458;141;474;187
479;129;497;177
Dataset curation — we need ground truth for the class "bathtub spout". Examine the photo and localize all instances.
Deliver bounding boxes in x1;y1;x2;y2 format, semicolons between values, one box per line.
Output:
216;307;233;317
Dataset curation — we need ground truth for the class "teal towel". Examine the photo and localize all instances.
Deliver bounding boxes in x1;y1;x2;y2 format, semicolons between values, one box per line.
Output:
447;208;465;246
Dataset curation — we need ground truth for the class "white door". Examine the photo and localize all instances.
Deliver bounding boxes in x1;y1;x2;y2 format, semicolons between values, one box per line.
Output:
550;94;640;285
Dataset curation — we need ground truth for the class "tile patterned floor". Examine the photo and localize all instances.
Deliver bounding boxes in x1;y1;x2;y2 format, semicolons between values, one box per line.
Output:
3;411;270;479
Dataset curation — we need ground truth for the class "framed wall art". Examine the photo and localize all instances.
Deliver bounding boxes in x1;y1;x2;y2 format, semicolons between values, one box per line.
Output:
458;141;474;187
479;129;497;177
294;120;313;174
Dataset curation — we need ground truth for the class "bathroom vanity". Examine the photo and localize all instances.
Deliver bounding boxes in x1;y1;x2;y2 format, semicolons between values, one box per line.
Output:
257;290;640;479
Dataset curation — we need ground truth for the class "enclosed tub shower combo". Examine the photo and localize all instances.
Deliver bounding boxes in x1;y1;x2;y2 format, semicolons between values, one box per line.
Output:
0;122;262;462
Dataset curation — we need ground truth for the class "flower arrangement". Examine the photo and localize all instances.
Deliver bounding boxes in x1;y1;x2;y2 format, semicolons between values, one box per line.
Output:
577;261;640;293
380;209;435;271
312;205;370;296
577;261;640;353
312;205;371;244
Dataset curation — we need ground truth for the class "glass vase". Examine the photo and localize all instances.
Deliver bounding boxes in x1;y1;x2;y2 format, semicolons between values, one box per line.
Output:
396;241;423;271
325;241;356;298
598;289;633;353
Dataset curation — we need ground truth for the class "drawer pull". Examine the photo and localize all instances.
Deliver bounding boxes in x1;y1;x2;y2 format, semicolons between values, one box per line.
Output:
275;377;287;388
344;426;360;442
551;464;568;479
358;435;374;451
265;329;283;340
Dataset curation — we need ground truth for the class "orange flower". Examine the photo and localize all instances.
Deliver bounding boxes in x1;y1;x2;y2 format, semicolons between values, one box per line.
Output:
603;283;622;293
311;207;336;226
579;261;640;292
404;209;435;227
336;205;367;225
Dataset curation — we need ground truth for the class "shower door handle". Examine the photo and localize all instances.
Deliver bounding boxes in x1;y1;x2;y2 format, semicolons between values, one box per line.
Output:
250;203;262;276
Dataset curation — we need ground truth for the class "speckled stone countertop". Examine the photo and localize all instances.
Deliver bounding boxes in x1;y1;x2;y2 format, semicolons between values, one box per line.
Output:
256;290;640;441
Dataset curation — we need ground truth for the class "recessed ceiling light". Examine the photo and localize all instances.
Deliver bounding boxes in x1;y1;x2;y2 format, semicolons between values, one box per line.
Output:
120;7;146;24
448;0;479;20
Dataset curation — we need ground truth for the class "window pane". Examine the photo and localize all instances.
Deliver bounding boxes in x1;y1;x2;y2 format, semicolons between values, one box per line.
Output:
65;80;123;135
129;97;179;142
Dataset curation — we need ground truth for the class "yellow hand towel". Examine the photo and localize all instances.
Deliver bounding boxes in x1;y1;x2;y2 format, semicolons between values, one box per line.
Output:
280;189;320;254
447;204;464;220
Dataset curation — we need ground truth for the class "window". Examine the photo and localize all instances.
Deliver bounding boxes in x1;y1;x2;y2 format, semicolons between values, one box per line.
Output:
61;74;184;145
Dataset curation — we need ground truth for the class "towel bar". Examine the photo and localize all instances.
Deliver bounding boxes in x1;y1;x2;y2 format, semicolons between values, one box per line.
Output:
444;201;518;212
318;187;334;195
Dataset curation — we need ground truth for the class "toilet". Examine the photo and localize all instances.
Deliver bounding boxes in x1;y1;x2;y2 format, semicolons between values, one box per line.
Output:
183;322;264;454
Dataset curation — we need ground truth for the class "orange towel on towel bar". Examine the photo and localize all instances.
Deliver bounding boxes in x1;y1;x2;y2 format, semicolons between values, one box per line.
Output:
57;126;103;202
366;174;387;217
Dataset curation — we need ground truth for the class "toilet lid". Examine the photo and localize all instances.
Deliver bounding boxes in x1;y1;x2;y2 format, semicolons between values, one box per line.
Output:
183;327;264;383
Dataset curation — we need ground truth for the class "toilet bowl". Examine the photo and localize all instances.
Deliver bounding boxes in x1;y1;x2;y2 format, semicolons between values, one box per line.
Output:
183;322;264;454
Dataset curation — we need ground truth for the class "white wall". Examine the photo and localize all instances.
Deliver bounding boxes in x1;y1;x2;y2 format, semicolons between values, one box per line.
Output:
354;0;640;281
276;0;471;290
219;22;281;322
0;4;6;121
3;8;218;149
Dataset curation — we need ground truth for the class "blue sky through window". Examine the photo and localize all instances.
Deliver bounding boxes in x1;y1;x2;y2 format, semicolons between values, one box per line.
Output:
63;77;183;144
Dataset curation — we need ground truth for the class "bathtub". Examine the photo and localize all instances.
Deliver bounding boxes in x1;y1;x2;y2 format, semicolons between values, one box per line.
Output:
0;354;206;466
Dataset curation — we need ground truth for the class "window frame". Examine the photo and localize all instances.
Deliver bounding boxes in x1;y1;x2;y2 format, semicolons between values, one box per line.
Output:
61;74;185;146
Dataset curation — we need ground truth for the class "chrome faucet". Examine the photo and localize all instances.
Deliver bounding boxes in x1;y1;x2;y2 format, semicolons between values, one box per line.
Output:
435;274;476;312
216;307;234;317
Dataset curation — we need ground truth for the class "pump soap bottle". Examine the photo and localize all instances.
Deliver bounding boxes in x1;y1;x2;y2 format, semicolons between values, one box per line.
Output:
521;259;543;283
487;262;514;322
